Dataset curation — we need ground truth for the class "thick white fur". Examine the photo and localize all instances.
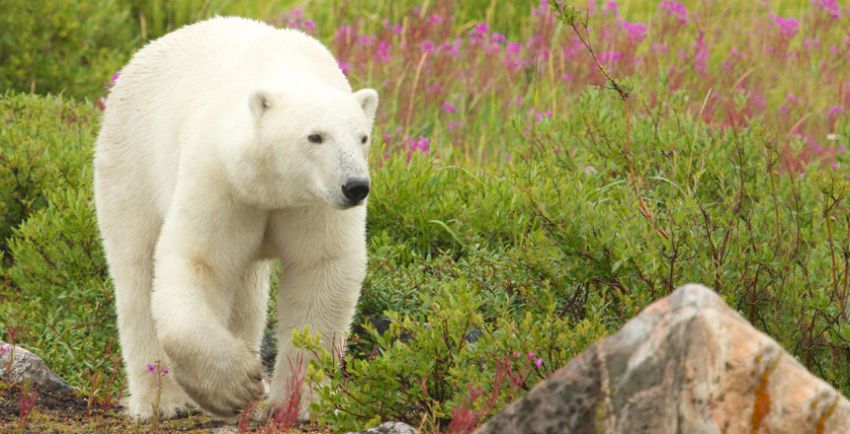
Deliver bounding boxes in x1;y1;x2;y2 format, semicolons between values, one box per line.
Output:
94;17;377;420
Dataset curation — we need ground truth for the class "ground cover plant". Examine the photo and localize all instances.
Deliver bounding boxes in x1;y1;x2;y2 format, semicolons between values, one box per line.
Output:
1;0;849;433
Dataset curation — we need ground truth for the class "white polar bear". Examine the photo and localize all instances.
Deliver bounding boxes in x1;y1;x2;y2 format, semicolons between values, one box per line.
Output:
94;16;377;420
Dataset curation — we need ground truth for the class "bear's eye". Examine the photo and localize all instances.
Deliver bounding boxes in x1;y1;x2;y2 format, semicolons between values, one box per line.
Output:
308;134;324;144
360;135;368;145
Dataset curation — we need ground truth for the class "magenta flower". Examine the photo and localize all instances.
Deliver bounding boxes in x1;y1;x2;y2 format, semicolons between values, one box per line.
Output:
147;363;155;373
828;105;845;118
506;42;522;55
526;351;536;359
659;0;688;24
335;25;354;45
111;71;121;83
693;34;709;75
605;1;619;15
161;368;169;376
534;358;544;368
407;136;431;154
441;39;462;57
619;19;647;43
375;40;392;62
598;50;623;65
442;102;457;113
356;34;375;46
338;61;351;76
812;0;841;19
421;40;436;54
302;20;316;33
0;344;9;355
786;93;802;105
429;13;443;25
773;15;800;39
490;33;506;44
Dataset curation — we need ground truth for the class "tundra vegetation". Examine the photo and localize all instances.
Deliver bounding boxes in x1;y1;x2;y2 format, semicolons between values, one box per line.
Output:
0;0;848;432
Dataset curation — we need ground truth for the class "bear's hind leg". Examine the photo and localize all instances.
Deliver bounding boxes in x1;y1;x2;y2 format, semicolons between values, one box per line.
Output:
95;181;194;420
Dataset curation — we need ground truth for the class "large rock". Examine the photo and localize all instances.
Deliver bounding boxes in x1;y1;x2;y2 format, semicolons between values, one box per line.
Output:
474;284;850;434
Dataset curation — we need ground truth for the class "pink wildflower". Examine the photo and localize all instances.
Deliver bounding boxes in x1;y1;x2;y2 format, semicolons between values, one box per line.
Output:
534;358;544;368
693;33;709;75
619;19;647;43
773;15;800;39
605;1;619;15
407;136;431;154
442;102;457;113
828;105;845;118
147;363;155;373
375;40;392;62
506;42;521;55
338;61;350;76
659;0;688;24
441;38;462;57
420;40;436;54
811;0;841;19
598;50;623;65
786;93;802;105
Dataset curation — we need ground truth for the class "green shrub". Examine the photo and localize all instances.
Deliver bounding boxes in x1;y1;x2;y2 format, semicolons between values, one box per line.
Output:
0;1;133;98
1;84;849;433
1;186;114;391
300;87;850;432
0;92;99;257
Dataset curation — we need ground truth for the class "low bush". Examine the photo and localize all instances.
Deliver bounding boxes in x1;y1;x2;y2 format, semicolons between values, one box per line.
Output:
0;92;99;257
1;84;849;431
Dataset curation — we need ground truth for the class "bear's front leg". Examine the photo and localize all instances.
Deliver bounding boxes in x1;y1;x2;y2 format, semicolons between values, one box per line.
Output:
151;206;269;418
267;253;365;421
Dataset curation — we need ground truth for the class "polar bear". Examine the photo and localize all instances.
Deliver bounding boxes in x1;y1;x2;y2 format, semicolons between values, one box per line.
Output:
94;17;377;420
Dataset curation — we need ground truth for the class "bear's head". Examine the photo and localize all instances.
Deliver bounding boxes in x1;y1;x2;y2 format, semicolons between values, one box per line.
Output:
225;82;379;210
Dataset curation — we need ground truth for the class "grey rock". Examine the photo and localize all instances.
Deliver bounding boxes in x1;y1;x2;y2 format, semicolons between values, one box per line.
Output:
0;340;75;395
474;284;850;434
347;421;419;434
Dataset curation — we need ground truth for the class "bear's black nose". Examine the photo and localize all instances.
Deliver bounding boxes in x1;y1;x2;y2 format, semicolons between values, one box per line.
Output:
342;178;370;203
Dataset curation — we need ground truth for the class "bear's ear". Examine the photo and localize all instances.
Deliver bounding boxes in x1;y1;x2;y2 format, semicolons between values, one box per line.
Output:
353;88;379;122
249;90;273;119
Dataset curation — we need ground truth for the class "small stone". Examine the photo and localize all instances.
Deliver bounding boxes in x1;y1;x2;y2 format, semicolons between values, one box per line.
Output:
347;421;419;434
0;341;75;395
